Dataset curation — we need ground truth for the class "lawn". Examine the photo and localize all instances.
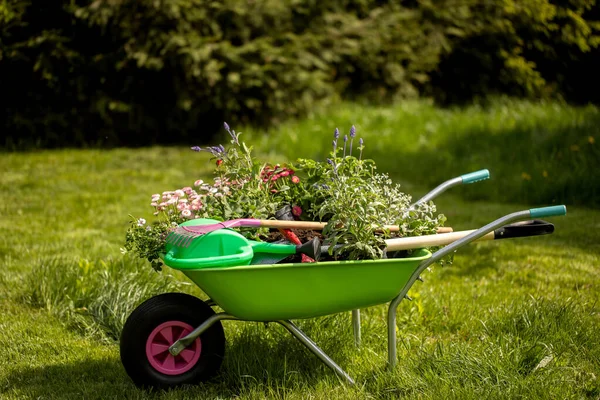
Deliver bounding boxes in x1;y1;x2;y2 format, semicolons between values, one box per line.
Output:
0;100;598;399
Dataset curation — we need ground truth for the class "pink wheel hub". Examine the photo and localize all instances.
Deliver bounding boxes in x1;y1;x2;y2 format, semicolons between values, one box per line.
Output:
145;321;201;375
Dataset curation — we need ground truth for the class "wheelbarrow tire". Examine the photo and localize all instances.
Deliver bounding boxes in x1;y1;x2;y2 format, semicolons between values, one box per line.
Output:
120;292;225;389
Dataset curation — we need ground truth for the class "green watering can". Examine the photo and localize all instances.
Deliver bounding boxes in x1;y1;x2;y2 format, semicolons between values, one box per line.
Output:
162;219;320;269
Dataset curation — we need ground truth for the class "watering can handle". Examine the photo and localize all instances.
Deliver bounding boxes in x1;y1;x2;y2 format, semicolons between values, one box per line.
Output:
162;247;254;269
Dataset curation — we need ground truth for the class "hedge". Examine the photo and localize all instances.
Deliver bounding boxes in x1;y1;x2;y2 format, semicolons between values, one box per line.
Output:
1;0;598;148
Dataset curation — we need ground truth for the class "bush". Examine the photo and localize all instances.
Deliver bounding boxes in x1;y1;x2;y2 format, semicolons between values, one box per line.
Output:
429;0;600;104
1;0;598;148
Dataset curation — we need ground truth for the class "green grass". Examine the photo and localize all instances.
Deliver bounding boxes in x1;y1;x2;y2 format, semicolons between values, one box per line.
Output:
243;98;600;206
1;100;599;399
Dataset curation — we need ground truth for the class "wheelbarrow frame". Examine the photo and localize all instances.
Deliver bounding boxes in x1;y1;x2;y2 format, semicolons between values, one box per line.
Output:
159;170;566;385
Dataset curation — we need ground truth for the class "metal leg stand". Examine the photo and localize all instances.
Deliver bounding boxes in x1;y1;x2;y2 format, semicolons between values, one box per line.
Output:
351;309;361;347
387;294;406;369
169;312;237;356
277;320;355;385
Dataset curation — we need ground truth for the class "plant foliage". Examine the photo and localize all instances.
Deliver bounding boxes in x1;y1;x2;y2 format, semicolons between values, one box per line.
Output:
123;123;446;268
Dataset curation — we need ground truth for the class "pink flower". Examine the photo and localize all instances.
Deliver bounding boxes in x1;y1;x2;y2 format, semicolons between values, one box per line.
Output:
175;189;185;197
291;176;300;184
194;179;204;186
181;209;192;218
182;186;192;193
177;202;189;211
150;202;158;207
178;198;188;203
151;194;160;202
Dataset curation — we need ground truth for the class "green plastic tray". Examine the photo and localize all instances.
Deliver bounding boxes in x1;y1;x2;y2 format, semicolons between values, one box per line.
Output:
177;249;431;321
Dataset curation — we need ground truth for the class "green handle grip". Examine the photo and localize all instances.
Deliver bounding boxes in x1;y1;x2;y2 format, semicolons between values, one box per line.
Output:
529;205;567;218
461;169;490;184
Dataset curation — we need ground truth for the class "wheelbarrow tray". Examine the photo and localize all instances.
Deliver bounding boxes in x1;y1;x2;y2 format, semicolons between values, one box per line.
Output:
178;249;431;321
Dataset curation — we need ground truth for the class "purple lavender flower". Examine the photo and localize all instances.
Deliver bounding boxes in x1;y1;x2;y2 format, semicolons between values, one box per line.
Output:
334;128;340;140
223;121;239;144
349;125;356;156
327;158;334;166
191;145;226;157
332;140;337;153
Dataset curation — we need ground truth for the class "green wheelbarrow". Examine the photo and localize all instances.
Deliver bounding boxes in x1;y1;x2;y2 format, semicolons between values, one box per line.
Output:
119;170;567;389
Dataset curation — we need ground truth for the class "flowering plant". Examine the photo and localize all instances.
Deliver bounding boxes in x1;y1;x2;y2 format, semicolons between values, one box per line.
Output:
124;123;446;270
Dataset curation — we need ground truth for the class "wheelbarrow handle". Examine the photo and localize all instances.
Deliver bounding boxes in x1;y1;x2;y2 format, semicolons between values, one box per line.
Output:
383;219;555;251
423;205;566;265
410;169;490;208
530;205;567;218
387;204;566;368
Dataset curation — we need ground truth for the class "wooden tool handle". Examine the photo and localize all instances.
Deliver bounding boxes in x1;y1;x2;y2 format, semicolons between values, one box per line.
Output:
260;220;453;234
384;230;495;251
259;220;327;230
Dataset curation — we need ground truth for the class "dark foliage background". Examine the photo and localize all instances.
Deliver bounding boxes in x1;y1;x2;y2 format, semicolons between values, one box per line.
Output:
1;0;598;148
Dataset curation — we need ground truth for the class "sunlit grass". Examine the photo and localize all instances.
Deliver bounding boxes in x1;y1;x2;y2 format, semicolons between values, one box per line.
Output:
0;100;598;399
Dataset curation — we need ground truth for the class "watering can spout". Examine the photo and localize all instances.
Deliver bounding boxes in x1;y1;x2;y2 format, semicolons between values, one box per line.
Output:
296;237;321;261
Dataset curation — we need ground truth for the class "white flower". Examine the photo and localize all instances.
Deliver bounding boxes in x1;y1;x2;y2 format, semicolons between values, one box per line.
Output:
181;209;192;218
137;218;146;226
194;179;204;186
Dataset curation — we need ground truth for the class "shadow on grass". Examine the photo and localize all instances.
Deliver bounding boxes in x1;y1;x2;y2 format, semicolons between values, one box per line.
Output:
3;359;135;398
4;322;349;398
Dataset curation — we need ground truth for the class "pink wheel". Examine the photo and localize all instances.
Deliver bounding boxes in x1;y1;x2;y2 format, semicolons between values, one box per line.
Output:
121;293;225;389
145;321;201;375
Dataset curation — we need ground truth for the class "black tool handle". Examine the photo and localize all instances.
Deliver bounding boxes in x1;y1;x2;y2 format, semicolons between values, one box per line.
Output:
494;220;554;240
